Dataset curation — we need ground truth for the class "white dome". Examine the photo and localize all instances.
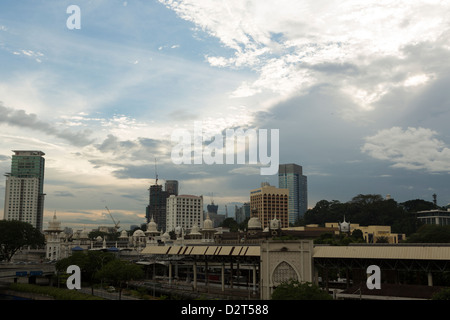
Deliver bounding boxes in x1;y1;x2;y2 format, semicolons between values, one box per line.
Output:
248;216;262;230
48;212;61;231
133;229;146;237
190;225;201;235
147;217;158;233
339;217;350;233
79;229;89;239
120;230;128;238
203;218;213;230
270;217;281;230
162;231;170;239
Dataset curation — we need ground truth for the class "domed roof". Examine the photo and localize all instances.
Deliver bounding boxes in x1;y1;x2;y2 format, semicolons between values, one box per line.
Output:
47;211;61;231
203;213;214;230
190;225;201;235
270;216;281;230
248;216;262;230
162;231;170;239
79;228;89;239
119;230;128;238
339;216;350;233
147;216;158;233
132;229;146;237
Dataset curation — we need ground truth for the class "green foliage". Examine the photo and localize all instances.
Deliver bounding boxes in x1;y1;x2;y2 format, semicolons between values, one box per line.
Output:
405;225;450;243
271;280;332;300
96;259;145;287
8;283;104;300
55;251;116;288
304;194;421;236
431;287;450;300
220;217;239;232
0;220;45;261
313;230;365;246
401;199;438;212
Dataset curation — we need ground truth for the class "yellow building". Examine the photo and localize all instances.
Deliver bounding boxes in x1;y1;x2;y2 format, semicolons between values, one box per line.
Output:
325;222;406;243
250;183;289;229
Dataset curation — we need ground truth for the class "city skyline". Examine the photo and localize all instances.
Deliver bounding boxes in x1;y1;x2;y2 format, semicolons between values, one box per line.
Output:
1;1;450;230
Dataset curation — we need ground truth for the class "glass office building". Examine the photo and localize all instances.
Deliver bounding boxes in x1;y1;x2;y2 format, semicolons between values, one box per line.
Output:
278;163;307;225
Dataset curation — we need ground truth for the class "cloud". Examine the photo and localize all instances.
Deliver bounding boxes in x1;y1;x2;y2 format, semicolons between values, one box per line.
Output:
53;191;75;197
0;102;94;147
160;0;450;118
361;127;450;172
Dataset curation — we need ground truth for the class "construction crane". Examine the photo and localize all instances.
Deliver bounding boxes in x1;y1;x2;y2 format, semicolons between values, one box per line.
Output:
105;206;120;231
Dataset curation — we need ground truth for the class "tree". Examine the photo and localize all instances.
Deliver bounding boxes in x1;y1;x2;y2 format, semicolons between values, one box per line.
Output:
238;217;249;231
220;217;239;232
0;220;45;262
400;199;437;212
351;229;364;242
405;225;450;243
95;259;144;299
304;194;422;236
432;287;450;300
271;279;332;300
56;251;116;294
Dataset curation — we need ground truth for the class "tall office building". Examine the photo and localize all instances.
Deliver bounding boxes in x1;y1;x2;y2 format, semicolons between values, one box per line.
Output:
166;194;203;232
3;150;46;231
278;163;307;224
146;180;179;231
165;180;179;196
146;184;169;231
250;183;289;229
235;202;250;225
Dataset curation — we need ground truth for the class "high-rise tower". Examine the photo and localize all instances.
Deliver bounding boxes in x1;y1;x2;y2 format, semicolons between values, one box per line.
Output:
250;183;289;229
278;163;307;225
3;150;46;231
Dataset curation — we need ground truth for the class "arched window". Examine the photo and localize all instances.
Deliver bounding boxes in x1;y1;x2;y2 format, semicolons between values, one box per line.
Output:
272;261;299;285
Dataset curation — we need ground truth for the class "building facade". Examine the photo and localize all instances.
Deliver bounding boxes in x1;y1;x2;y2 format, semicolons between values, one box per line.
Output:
146;180;178;231
146;184;170;231
278;163;307;224
250;183;289;229
166;194;203;233
3;150;46;231
165;180;179;196
416;209;450;226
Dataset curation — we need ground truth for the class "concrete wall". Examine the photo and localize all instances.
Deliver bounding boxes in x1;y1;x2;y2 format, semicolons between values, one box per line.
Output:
259;240;314;300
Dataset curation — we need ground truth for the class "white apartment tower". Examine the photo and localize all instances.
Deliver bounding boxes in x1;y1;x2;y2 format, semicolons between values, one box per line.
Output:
3;151;46;231
166;194;203;233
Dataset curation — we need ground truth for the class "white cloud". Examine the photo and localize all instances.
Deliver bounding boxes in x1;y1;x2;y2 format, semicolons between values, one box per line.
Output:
160;0;450;115
361;127;450;172
403;74;431;87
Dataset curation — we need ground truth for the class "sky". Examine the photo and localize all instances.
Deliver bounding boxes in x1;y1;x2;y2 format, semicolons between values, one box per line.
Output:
1;0;450;231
